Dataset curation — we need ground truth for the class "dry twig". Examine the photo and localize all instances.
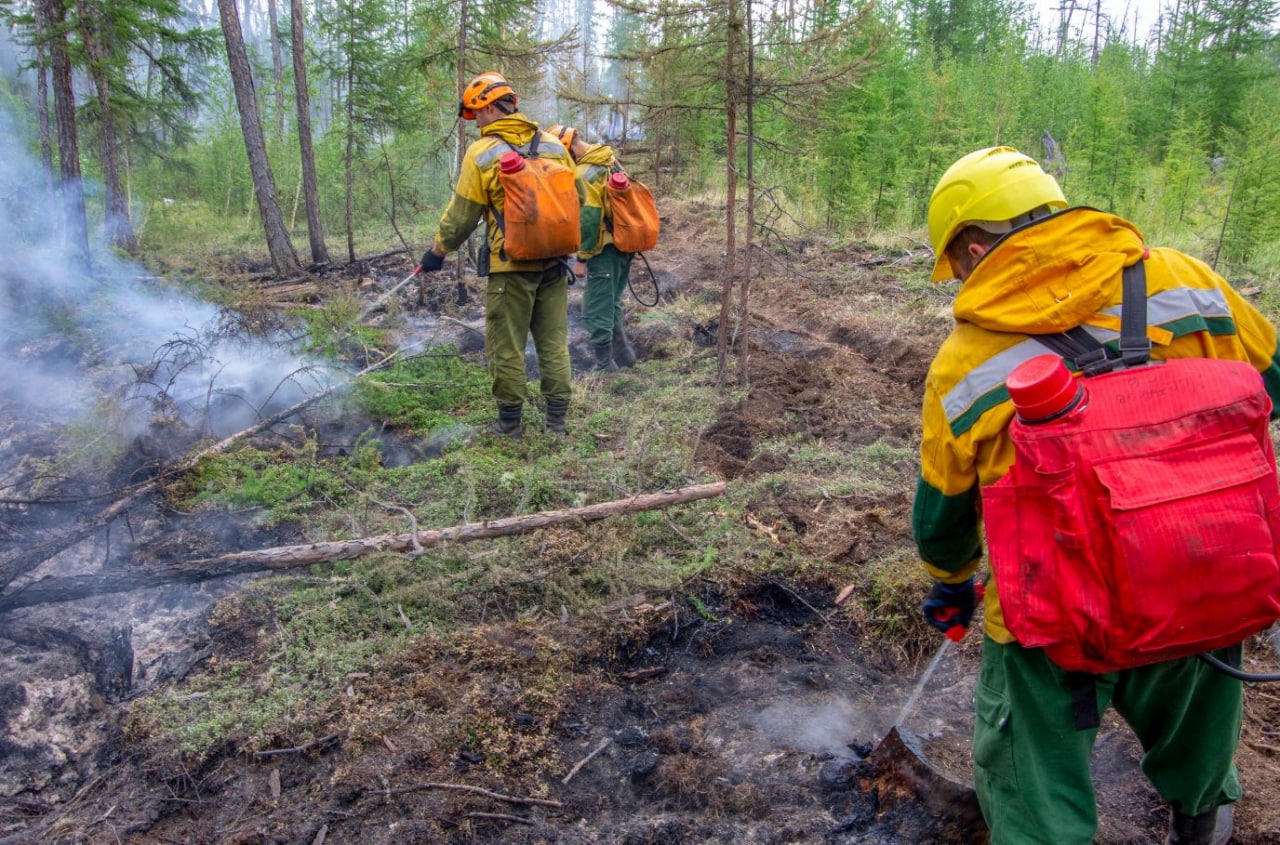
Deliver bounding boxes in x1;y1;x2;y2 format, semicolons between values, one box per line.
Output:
562;738;612;785
252;733;341;759
389;781;563;808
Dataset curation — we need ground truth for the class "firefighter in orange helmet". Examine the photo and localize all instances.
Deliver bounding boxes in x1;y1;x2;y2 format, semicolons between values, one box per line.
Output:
420;72;584;437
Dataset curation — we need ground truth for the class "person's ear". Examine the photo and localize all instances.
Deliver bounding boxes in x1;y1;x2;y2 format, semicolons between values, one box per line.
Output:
967;242;989;263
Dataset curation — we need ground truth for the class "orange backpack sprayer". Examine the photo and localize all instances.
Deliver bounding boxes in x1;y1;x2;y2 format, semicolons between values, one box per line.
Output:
605;170;660;254
493;135;580;262
981;259;1280;674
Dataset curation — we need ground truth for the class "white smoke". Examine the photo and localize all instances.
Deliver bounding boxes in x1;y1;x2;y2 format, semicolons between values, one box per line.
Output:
0;105;340;438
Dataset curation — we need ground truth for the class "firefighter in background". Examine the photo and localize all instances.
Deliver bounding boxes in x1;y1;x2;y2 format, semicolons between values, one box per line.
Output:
912;146;1280;845
420;72;583;437
549;124;638;373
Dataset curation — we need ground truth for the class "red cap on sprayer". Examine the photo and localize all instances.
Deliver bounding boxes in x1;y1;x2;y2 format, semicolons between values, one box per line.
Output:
1007;355;1082;422
608;172;630;191
499;151;525;174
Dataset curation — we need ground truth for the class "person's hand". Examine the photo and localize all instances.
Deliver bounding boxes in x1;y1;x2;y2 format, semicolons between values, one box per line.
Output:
922;577;980;640
572;259;586;280
419;248;445;273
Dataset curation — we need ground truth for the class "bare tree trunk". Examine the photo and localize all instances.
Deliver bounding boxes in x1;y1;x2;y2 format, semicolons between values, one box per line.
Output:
715;0;739;388
291;0;329;263
79;0;138;254
1091;0;1102;66
33;0;58;231
452;0;470;305
217;0;301;276
343;48;356;263
42;0;90;264
268;0;284;138
738;0;754;390
0;483;728;614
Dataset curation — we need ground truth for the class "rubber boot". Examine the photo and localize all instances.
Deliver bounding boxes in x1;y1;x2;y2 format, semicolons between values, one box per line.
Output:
545;398;569;435
1167;804;1233;845
612;325;637;368
592;341;619;373
490;403;523;438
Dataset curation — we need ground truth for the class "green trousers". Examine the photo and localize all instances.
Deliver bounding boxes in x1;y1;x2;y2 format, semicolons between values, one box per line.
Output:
974;636;1242;845
484;267;572;408
582;244;633;346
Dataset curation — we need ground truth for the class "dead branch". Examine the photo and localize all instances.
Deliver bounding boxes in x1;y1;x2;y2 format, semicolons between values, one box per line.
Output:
389;781;563;808
0;483;727;614
464;812;534;825
562;738;611;785
252;733;341;759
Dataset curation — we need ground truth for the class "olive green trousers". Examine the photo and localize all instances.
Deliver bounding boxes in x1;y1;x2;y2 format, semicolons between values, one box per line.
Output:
484;267;572;408
974;635;1241;845
582;244;633;346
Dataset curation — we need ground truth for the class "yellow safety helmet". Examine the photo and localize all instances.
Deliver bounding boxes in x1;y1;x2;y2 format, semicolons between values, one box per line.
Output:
547;124;579;151
458;71;516;120
927;146;1067;282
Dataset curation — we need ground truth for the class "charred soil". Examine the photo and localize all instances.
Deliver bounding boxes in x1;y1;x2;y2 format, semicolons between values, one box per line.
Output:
2;205;1280;844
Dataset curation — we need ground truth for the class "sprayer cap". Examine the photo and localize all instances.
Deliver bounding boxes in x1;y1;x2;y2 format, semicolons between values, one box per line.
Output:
608;172;630;190
1007;354;1080;421
499;151;525;174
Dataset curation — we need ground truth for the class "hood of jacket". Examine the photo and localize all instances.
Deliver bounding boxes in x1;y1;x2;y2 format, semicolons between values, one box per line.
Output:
954;207;1147;334
479;113;541;147
576;143;615;169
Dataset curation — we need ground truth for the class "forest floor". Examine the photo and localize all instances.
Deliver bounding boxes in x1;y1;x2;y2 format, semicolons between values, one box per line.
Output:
2;200;1280;844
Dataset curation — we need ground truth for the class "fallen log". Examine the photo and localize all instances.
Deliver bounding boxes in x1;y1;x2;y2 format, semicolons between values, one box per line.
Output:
0;482;726;614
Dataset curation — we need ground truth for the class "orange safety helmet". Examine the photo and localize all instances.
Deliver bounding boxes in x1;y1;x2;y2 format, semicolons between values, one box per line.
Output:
547;124;579;150
458;71;516;120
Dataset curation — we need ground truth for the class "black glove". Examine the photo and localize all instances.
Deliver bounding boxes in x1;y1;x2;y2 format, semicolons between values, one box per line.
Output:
419;249;445;273
922;577;977;639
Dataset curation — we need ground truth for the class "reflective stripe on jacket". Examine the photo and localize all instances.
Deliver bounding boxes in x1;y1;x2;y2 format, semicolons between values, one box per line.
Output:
912;206;1280;643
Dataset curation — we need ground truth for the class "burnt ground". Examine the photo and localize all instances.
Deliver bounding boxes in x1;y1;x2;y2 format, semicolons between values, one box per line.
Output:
2;203;1280;844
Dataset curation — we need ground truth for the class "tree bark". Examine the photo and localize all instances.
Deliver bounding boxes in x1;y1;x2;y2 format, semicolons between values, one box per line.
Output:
737;0;754;390
217;0;301;276
268;0;284;138
0;483;727;614
453;0;470;306
716;0;740;388
343;20;356;263
33;0;59;230
290;0;329;263
79;0;138;254
42;0;90;264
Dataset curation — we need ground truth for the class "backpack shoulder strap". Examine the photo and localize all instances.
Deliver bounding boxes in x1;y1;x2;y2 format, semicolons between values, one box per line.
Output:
1117;259;1151;368
1035;259;1150;375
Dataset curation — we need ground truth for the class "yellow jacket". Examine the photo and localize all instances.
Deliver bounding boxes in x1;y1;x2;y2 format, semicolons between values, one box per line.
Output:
434;114;584;274
912;207;1280;643
573;143;618;259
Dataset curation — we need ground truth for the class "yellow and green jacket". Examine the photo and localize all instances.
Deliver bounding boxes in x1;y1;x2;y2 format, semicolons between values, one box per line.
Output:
912;207;1280;643
573;143;618;260
433;113;585;274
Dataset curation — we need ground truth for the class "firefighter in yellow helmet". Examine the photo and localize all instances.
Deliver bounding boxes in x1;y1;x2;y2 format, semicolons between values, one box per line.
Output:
913;145;1280;844
549;124;639;372
419;72;585;437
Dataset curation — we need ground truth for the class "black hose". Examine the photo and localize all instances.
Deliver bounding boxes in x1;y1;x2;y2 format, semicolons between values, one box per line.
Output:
627;252;661;307
1196;651;1280;682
